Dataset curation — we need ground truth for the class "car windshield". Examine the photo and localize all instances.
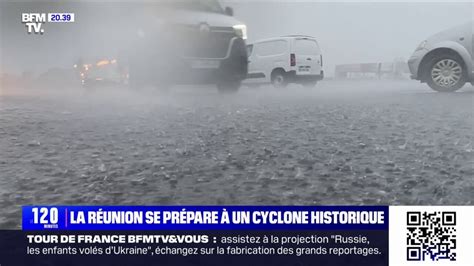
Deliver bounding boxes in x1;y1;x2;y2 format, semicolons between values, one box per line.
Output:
170;0;224;13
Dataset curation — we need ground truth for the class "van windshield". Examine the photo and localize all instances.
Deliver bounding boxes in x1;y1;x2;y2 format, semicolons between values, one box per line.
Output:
170;0;224;14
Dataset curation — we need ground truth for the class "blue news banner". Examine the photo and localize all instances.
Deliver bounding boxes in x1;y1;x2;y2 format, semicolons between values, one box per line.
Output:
4;206;388;265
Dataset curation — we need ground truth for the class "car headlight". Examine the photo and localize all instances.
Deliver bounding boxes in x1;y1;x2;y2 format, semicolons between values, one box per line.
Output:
415;40;427;52
233;24;247;40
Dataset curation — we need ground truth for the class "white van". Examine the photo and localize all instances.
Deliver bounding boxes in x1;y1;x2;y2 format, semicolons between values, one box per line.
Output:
245;36;324;88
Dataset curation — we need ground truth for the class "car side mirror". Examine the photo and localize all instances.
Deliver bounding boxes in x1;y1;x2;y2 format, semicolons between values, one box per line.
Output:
225;7;234;16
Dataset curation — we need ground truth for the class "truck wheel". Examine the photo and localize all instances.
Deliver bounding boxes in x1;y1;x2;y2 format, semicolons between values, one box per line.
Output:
426;55;466;92
217;79;241;94
271;70;288;88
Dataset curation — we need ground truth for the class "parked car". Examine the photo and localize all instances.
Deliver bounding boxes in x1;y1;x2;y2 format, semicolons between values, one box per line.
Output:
74;58;128;88
244;35;324;88
408;21;473;92
125;0;248;93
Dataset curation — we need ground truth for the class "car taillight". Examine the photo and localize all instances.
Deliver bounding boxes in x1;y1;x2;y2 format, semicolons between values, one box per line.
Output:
290;53;296;67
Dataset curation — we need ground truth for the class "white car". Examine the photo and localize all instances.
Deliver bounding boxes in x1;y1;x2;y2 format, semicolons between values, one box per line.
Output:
408;21;473;92
245;36;324;88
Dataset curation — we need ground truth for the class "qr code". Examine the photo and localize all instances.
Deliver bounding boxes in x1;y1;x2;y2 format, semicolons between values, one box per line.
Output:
406;211;456;261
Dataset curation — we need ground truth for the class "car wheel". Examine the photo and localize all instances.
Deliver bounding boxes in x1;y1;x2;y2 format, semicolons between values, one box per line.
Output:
271;70;288;88
217;79;241;94
426;55;466;92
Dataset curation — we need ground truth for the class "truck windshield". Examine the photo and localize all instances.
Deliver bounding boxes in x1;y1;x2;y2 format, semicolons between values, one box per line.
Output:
171;0;224;13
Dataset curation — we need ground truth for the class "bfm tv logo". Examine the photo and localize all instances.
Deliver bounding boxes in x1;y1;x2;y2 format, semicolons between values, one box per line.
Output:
22;13;46;34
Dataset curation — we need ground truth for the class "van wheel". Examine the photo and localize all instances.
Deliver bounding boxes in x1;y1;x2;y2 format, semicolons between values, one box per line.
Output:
217;79;241;94
271;70;288;88
426;55;466;92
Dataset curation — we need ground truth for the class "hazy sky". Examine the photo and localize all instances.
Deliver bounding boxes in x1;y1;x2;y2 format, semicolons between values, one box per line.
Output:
1;1;472;76
229;1;473;75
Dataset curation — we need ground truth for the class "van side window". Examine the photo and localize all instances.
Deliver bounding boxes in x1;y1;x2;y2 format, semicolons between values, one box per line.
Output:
256;40;287;56
246;45;254;57
295;39;318;54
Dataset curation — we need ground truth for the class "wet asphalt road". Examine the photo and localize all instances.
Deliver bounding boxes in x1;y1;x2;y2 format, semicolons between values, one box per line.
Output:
0;80;473;228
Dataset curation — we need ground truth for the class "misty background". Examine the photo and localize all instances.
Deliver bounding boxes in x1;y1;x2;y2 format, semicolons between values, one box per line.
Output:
1;1;473;77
